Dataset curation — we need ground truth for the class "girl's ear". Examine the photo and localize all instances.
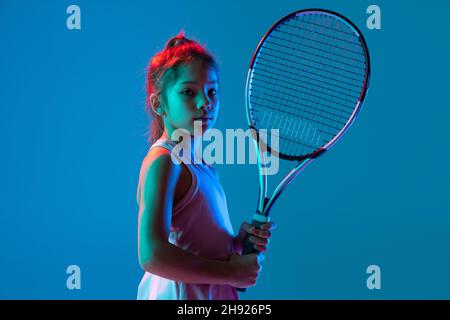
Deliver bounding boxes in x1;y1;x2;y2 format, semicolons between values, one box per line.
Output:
149;93;164;116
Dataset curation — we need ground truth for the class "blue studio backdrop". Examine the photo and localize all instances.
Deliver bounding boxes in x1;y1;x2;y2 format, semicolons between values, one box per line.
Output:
1;0;449;299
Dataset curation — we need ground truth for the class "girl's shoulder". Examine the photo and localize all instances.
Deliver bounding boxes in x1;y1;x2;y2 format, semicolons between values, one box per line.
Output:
140;146;180;178
136;146;183;205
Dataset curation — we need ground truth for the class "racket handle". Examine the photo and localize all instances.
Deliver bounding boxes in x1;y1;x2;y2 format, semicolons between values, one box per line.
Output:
236;219;265;293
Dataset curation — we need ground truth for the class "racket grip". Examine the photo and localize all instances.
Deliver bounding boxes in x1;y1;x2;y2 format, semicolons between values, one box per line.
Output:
236;219;265;293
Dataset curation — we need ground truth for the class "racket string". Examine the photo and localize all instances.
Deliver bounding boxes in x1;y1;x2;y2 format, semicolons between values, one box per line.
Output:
259;51;363;86
265;38;365;71
253;67;360;106
251;86;349;126
253;66;360;104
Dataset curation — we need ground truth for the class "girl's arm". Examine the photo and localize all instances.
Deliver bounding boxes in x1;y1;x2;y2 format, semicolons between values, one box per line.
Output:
138;149;233;285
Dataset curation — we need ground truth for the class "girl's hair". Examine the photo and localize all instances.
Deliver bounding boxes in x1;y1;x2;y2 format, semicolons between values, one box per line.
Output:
145;31;218;145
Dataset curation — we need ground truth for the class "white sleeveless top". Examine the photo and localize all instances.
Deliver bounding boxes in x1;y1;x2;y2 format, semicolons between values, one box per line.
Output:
137;138;239;300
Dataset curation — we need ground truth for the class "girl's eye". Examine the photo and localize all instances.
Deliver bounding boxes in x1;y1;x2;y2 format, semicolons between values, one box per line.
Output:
209;88;218;96
181;88;194;96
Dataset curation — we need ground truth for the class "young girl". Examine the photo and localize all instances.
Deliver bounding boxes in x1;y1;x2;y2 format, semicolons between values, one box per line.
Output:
136;32;275;300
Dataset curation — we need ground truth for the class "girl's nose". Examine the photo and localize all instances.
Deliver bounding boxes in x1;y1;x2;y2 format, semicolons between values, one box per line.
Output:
197;92;213;110
201;102;213;111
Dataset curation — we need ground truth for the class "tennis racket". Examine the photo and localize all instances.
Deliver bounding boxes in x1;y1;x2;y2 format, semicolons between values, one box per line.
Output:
237;8;371;292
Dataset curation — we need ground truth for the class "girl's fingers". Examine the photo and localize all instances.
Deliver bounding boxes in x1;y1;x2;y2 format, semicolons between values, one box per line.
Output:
246;221;275;238
253;244;268;252
249;236;268;246
261;222;276;230
252;229;272;239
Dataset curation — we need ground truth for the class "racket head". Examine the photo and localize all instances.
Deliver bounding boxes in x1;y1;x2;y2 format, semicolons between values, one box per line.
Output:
245;8;371;161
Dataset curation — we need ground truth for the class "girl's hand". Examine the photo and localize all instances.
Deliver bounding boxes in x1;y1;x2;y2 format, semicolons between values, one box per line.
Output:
234;221;276;255
226;253;262;288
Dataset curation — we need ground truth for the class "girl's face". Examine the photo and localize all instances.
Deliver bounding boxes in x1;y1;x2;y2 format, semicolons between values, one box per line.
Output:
161;61;219;137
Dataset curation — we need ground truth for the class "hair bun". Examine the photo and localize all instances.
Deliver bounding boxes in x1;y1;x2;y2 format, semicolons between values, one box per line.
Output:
166;33;189;49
